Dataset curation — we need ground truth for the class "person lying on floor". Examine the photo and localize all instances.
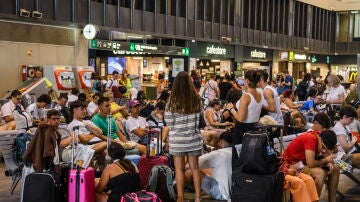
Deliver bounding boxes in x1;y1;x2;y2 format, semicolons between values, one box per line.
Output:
96;142;140;202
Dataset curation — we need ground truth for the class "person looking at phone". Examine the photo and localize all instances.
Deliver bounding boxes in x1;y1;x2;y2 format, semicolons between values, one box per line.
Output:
282;112;340;202
332;105;360;168
322;75;345;105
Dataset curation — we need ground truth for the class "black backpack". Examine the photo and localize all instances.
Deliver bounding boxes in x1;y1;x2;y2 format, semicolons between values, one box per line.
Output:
238;131;279;174
13;132;33;164
147;165;176;202
94;80;103;92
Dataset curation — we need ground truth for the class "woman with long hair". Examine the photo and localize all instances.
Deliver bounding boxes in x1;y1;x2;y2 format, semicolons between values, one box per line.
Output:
226;70;263;144
96;143;140;202
164;71;203;202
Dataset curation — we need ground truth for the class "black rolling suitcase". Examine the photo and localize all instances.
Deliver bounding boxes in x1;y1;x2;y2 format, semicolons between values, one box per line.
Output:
231;170;284;202
23;172;63;202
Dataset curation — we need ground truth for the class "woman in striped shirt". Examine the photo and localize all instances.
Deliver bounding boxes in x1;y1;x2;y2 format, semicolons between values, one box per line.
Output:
165;71;203;202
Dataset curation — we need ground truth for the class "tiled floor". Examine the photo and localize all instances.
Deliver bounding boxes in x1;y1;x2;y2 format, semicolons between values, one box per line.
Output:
1;162;359;202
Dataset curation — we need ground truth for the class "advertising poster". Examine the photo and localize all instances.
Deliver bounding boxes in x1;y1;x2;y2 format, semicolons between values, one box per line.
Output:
172;58;184;77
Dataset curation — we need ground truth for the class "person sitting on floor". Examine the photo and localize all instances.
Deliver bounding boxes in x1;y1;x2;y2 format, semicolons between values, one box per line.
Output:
185;132;233;200
96;142;140;202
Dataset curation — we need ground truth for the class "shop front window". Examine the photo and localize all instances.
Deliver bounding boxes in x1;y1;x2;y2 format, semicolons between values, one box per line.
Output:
354;13;360;41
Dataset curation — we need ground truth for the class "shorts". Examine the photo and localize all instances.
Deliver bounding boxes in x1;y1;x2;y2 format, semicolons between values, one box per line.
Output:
201;176;225;200
170;149;203;157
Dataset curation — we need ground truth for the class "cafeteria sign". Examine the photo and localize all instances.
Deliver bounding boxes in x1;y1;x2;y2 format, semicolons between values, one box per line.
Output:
250;50;266;59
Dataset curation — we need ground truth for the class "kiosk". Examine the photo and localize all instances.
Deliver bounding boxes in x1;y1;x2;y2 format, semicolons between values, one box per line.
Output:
43;65;76;94
72;66;95;91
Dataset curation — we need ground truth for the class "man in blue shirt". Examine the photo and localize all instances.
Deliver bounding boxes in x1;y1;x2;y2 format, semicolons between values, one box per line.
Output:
283;71;293;90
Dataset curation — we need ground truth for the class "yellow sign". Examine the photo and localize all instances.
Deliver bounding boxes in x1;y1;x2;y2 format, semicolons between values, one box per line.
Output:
349;71;358;82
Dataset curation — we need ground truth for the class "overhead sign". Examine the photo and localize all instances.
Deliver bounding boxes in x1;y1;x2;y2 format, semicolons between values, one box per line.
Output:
182;47;190;56
250;50;266;59
288;51;307;61
129;42;158;52
310;54;332;64
90;39;121;50
206;45;227;55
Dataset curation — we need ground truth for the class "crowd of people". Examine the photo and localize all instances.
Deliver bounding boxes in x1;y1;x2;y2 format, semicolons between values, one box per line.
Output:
2;68;360;202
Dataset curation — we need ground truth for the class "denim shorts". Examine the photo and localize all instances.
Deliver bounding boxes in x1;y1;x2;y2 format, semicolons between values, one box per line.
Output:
201;176;225;200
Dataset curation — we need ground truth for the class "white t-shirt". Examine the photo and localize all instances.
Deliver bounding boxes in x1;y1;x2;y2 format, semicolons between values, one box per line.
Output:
326;85;345;101
199;147;232;200
125;116;149;142
333;122;357;154
1;101;24;118
26;103;46;120
67;119;101;142
67;95;78;106
87;101;98;116
130;88;138;100
106;78;119;89
205;80;218;101
262;86;284;125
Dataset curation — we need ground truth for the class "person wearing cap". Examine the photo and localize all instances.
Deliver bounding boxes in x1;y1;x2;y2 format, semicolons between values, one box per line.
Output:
91;97;146;155
0;90;24;129
184;132;233;200
26;94;52;125
282;112;340;202
125;100;153;145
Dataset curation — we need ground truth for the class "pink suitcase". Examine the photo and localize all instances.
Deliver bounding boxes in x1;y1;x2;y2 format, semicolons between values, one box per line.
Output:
68;167;95;202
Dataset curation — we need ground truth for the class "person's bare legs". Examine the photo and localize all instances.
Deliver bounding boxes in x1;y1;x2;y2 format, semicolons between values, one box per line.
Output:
309;167;327;196
327;166;340;202
136;144;146;155
188;155;201;202
351;153;360;168
174;155;186;202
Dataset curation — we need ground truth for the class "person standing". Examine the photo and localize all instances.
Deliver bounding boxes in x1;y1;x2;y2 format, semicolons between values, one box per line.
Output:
226;70;263;144
283;71;294;91
164;71;203;202
202;74;219;102
218;75;233;106
106;71;120;91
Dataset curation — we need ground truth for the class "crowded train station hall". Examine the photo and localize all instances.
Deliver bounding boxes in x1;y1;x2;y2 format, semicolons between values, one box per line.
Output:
0;0;360;201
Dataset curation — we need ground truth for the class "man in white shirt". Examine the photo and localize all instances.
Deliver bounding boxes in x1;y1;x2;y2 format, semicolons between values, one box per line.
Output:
67;100;107;153
332;105;360;168
0;90;22;130
67;88;80;107
259;70;284;125
125;100;151;144
26;94;52;125
185;132;233;200
105;70;120;91
87;93;101;117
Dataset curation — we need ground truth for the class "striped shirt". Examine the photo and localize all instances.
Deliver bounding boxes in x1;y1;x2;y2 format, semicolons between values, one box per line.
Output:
164;112;203;153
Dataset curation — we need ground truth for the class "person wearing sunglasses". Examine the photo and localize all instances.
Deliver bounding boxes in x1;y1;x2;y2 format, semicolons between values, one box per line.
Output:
282;112;340;202
333;105;360;169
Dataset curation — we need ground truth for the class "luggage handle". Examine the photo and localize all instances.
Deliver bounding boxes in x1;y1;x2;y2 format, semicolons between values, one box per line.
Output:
71;126;80;170
146;126;163;158
106;114;112;164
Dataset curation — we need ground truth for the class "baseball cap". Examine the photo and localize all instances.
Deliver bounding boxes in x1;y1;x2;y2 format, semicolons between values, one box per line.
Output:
129;100;141;107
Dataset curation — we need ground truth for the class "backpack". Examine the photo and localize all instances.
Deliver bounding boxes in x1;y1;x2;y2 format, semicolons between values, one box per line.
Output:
198;113;206;129
295;81;309;97
13;132;33;164
147;165;176;202
120;191;162;202
94;80;103;92
238;131;279;174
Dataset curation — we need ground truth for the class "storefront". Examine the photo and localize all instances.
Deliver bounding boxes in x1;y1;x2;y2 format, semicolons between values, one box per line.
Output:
188;42;234;80
331;55;358;82
241;46;273;76
308;54;331;80
89;39;189;88
279;51;308;81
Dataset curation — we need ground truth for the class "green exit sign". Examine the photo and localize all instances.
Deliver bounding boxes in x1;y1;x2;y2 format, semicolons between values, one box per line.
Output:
129;42;136;52
182;47;190;56
311;56;317;63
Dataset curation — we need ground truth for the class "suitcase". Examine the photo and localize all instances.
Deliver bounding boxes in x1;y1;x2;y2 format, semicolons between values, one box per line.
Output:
138;126;169;190
23;172;62;202
68;126;96;202
68;167;95;202
231;170;284;202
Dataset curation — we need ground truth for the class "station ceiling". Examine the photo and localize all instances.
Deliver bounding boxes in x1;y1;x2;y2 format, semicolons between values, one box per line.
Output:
297;0;360;11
